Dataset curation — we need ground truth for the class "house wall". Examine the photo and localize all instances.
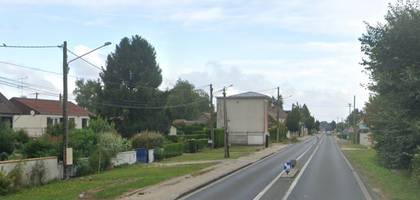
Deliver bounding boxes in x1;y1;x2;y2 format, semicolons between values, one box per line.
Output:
359;132;372;146
217;98;268;145
0;157;59;185
13;115;89;137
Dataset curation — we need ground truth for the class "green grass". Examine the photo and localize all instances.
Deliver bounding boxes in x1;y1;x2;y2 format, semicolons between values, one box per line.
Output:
2;163;213;200
344;149;420;200
162;146;262;163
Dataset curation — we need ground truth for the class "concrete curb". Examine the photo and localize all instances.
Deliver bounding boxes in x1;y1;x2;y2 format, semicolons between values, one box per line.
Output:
176;145;288;200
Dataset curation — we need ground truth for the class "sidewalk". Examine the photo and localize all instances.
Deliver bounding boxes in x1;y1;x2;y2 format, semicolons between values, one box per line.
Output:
118;143;289;200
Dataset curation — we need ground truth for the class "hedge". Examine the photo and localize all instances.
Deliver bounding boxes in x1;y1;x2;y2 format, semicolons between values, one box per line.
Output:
184;139;208;153
181;134;208;140
154;143;184;161
214;128;224;148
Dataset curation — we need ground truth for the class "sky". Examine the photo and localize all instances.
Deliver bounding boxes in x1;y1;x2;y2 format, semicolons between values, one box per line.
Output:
0;0;394;121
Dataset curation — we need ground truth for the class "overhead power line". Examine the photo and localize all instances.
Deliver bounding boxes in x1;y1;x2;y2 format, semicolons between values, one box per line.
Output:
67;49;103;71
94;98;209;110
0;44;61;48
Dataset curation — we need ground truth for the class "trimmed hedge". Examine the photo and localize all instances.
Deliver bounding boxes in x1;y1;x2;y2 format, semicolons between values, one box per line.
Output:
184;139;208;153
214;128;224;148
154;143;184;161
181;134;208;140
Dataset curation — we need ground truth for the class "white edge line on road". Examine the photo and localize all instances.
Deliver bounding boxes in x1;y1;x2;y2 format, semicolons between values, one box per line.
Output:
252;135;320;200
334;138;372;200
281;135;324;200
179;137;316;200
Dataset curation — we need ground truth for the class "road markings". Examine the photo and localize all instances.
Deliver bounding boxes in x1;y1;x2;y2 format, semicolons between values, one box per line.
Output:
334;137;372;200
252;136;319;200
281;135;324;200
178;139;307;200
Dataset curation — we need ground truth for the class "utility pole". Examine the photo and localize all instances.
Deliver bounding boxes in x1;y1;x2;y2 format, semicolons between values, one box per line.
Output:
62;41;69;179
223;87;229;158
209;84;215;149
276;86;280;142
353;95;357;144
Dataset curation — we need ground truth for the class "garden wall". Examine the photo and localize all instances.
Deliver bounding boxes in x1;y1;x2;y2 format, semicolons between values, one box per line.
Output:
111;151;137;166
0;156;59;185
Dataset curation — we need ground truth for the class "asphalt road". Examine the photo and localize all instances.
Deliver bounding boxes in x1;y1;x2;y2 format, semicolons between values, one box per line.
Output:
182;136;317;200
285;135;366;200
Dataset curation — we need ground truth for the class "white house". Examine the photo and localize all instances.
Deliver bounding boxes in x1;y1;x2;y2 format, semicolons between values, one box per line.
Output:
10;97;91;137
217;92;270;145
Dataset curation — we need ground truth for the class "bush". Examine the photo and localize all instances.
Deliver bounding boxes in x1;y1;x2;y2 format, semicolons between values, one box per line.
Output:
184;139;207;153
269;126;287;142
46;121;76;136
290;137;298;143
75;159;93;177
23;138;56;158
214;128;225;148
166;135;179;143
98;132;131;156
14;129;29;144
154;143;184;160
88;117;116;134
0;171;11;195
70;129;97;158
178;124;206;135
412;147;420;184
0;123;15;159
89;148;111;173
131;131;164;149
181;134;208;140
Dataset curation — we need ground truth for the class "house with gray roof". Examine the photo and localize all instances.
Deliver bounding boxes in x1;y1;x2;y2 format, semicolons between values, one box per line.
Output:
0;92;21;127
216;91;270;145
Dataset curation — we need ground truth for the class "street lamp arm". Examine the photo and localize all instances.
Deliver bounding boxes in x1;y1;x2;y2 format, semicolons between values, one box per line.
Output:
67;42;111;64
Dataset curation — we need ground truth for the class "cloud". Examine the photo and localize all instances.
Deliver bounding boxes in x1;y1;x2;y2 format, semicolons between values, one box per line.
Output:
170;7;225;25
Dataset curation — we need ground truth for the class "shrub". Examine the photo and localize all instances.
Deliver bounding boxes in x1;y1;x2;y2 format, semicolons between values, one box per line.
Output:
70;129;97;158
0;171;11;195
412;147;420;184
75;159;93;177
0;123;15;159
23;138;56;158
98;132;131;157
89;148;111;173
14;129;29;144
46;121;76;136
166;135;179;143
214;128;225;148
181;134;208;140
30;161;46;186
178;124;206;135
154;143;184;160
184;139;207;153
131;131;164;149
88;117;116;134
290;137;298;143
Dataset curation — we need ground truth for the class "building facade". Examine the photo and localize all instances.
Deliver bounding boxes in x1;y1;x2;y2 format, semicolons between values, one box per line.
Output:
217;92;269;145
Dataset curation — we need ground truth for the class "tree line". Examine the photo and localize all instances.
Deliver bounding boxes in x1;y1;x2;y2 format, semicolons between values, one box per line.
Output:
360;1;420;169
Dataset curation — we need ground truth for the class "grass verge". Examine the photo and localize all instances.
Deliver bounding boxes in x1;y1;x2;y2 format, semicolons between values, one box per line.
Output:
162;146;263;163
2;163;213;200
343;148;420;200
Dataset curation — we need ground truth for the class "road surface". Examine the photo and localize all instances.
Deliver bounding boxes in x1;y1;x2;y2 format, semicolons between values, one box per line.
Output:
182;135;369;200
182;136;318;200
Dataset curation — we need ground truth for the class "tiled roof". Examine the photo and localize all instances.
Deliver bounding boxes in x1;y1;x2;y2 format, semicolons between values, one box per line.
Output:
219;91;270;99
10;98;92;116
0;92;20;114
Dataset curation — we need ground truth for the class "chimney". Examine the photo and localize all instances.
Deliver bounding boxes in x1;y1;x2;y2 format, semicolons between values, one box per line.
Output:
59;93;62;102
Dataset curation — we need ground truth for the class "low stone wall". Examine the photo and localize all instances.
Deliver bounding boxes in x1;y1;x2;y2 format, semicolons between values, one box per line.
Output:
111;151;137;167
0;157;59;185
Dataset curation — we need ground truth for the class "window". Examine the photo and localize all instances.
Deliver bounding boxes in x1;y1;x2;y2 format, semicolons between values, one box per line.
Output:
82;118;88;128
69;118;75;125
47;117;53;126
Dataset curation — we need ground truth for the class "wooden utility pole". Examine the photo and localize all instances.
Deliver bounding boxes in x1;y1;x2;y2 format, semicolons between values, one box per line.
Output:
353;95;357;144
210;84;215;149
62;41;69;179
223;87;229;158
276;86;280;142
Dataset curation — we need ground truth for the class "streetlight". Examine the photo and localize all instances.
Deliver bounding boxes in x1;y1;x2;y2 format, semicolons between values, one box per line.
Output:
62;41;111;179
